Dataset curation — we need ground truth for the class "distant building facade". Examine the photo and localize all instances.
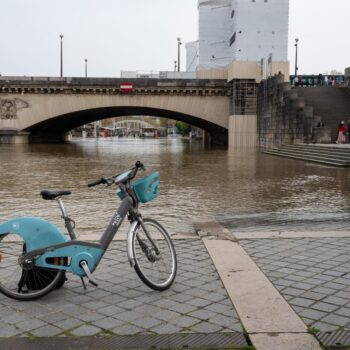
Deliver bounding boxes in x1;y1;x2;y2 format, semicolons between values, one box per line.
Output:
185;41;199;72
230;0;289;62
197;0;233;70
187;0;289;71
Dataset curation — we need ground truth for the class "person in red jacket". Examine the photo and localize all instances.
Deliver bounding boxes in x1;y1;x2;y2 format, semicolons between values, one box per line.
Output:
337;121;347;144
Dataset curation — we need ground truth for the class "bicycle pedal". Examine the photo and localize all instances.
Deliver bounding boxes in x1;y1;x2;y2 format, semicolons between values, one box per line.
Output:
79;260;99;287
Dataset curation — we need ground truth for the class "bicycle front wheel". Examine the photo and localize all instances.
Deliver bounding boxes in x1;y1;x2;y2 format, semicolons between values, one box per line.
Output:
132;218;177;291
0;233;65;301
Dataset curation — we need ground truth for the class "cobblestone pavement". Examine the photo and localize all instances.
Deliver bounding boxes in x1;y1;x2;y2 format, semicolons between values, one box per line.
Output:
0;239;243;338
241;237;350;332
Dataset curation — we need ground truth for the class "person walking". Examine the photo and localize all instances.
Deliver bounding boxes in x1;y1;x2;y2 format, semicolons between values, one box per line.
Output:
337;121;347;144
347;119;350;143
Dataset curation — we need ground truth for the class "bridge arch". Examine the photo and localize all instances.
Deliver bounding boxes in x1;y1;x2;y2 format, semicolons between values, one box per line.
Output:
0;83;230;145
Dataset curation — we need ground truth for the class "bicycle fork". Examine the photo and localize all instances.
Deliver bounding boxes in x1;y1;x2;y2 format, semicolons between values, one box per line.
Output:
127;218;160;267
127;221;139;267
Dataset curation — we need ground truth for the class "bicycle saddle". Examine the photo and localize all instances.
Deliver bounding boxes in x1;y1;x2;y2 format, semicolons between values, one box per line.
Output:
40;190;72;200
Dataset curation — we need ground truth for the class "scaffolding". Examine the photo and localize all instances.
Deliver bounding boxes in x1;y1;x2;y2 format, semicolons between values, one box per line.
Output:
231;79;257;115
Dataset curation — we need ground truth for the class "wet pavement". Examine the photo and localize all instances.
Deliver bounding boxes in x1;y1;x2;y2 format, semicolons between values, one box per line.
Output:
241;237;350;332
2;230;350;349
0;239;243;339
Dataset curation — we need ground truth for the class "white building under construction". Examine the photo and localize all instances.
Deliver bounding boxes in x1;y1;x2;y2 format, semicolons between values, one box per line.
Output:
187;0;289;71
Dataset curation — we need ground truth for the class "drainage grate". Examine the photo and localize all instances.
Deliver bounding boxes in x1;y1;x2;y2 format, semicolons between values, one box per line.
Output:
0;332;248;350
317;331;350;347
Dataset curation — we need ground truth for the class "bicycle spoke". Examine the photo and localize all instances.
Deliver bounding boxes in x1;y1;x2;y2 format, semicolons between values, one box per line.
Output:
17;269;27;293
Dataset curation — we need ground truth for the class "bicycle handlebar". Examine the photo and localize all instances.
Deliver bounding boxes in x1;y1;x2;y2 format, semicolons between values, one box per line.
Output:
87;161;145;188
135;160;144;170
87;178;107;187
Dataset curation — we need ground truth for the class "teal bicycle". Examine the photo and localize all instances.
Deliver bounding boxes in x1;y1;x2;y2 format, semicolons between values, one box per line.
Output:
0;161;177;301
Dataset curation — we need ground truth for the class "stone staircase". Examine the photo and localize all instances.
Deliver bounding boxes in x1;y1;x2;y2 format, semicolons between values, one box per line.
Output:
263;144;350;167
294;87;350;141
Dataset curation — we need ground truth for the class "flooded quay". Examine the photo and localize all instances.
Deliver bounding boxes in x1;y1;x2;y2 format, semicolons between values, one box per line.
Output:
1;137;350;236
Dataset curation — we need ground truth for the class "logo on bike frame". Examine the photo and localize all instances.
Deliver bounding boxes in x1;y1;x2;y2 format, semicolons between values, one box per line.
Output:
112;213;122;227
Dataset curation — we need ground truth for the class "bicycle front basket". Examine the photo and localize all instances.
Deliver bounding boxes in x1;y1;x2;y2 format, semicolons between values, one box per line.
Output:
132;171;159;203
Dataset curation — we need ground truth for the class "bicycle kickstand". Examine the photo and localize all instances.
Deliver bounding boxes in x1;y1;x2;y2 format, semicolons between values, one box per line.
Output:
79;260;99;287
80;277;87;290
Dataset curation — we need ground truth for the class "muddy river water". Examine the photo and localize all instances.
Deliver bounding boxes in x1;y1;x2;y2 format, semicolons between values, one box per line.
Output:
1;137;350;236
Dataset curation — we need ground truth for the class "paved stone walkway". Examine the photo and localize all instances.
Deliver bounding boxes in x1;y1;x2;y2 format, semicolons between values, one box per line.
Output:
0;239;243;338
241;237;350;332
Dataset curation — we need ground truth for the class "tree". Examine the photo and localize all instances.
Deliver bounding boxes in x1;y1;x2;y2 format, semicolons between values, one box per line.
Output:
175;121;191;135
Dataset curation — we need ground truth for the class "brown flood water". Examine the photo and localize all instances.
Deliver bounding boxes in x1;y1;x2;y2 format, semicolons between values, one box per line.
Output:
1;137;350;236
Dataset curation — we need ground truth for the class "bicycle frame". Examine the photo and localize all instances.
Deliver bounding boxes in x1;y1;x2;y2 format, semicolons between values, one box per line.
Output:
3;194;141;278
0;161;178;300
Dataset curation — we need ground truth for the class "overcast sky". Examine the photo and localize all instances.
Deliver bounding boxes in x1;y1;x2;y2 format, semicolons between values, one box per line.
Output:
0;0;349;77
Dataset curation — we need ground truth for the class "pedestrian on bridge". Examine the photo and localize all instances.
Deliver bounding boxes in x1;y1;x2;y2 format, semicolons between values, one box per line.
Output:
324;76;328;86
293;76;299;87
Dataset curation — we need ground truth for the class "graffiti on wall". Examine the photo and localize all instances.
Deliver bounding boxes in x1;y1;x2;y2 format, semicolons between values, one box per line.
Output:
0;98;29;119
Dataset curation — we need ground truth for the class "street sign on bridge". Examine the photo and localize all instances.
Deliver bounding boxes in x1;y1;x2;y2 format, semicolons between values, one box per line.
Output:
119;82;133;93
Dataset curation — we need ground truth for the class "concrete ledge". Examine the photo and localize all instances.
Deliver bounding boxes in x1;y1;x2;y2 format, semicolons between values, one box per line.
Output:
194;218;235;241
193;218;350;240
234;231;350;240
204;237;323;349
203;238;307;334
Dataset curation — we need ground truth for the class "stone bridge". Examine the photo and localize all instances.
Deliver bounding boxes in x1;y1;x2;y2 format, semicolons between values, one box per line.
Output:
0;76;232;145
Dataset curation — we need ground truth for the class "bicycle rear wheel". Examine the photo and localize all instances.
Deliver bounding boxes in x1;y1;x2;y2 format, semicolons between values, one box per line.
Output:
0;233;65;301
132;218;177;291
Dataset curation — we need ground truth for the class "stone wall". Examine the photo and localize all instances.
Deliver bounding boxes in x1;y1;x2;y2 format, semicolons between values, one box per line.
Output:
257;75;329;149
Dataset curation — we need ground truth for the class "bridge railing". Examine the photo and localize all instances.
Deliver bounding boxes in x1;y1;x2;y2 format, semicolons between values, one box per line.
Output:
290;74;345;87
0;76;67;82
0;76;228;88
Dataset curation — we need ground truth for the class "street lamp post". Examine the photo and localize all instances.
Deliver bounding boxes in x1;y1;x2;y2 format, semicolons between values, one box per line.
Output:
174;60;177;72
294;38;299;77
177;37;182;72
85;58;88;78
60;34;64;77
